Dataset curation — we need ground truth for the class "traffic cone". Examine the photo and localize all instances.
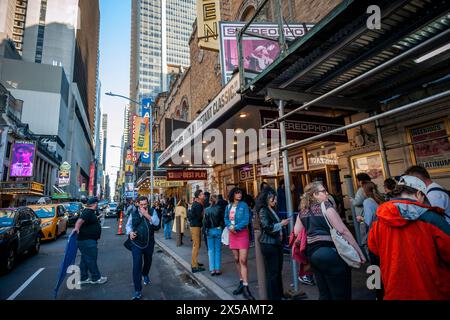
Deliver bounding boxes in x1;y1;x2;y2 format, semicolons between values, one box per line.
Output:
116;211;124;235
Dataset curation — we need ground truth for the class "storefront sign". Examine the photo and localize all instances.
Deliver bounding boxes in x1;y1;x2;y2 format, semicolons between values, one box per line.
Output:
307;145;338;169
220;22;314;84
0;181;44;195
197;0;221;51
408;120;450;171
154;179;184;188
239;166;254;181
260;110;348;142
159;74;241;166
167;170;208;181
9;141;36;177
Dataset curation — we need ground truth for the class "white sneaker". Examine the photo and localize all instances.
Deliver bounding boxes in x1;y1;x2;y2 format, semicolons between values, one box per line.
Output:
77;279;92;285
91;276;107;284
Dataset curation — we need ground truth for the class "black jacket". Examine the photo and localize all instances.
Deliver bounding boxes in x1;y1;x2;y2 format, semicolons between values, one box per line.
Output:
131;209;156;247
203;205;225;230
162;207;175;224
258;207;282;246
189;201;204;227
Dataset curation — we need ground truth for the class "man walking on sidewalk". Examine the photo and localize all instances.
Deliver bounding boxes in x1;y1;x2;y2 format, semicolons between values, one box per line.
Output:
72;196;107;285
189;190;205;273
126;196;160;300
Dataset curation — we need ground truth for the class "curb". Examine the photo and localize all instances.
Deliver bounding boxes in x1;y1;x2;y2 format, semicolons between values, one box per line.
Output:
155;239;235;300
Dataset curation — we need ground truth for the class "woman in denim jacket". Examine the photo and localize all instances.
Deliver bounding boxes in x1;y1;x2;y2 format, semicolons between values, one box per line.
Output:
225;187;255;300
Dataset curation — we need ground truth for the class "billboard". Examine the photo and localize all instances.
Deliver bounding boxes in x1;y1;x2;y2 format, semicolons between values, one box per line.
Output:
133;116;150;153
58;162;71;187
9;141;36;177
88;162;95;196
219;22;314;84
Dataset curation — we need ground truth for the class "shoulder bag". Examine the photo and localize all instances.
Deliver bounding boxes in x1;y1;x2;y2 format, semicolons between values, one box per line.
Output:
321;202;361;268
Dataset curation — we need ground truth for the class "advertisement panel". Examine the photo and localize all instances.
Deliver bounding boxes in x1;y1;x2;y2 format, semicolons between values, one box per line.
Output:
88;162;95;196
141;98;152;118
133;116;150;153
9;141;36;177
167;170;208;181
220;22;314;84
408;120;450;171
58;162;71;187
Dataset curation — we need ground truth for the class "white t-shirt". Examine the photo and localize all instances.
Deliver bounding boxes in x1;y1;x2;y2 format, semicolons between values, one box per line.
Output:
427;182;450;224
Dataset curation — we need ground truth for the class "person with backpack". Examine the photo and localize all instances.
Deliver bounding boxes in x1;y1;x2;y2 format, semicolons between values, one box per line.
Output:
405;165;450;224
125;196;160;300
368;175;450;300
203;195;225;276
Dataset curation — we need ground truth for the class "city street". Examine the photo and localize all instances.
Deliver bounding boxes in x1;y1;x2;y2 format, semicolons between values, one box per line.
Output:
0;217;218;300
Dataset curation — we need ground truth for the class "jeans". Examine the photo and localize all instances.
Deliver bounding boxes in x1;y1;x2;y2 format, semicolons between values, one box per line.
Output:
77;239;101;282
164;220;173;239
308;246;351;300
260;243;284;300
207;228;222;272
131;241;155;292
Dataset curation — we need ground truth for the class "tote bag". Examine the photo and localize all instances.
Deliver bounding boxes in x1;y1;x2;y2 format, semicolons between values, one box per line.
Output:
321;202;361;268
221;227;229;246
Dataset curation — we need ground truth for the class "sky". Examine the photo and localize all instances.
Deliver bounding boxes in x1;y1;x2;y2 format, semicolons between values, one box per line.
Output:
99;0;131;197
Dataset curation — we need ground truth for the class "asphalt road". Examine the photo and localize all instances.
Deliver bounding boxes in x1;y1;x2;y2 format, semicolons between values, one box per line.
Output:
0;216;218;300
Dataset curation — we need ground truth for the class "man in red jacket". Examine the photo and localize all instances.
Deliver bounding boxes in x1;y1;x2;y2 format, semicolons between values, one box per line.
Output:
368;175;450;300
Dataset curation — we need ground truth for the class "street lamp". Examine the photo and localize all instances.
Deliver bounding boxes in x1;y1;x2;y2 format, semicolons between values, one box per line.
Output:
105;91;155;202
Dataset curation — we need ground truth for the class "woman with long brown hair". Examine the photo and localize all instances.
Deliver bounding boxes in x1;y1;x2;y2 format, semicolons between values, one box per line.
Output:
361;182;385;230
294;181;365;300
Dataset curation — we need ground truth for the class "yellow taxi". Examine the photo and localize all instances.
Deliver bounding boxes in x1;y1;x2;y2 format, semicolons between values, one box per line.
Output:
28;204;68;241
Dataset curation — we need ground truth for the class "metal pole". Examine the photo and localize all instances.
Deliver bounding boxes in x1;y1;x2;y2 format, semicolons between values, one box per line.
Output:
271;89;450;154
149;102;154;203
277;99;299;293
375;117;391;178
262;28;450;129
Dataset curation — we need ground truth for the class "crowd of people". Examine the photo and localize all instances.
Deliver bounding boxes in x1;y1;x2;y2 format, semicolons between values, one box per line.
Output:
71;164;449;301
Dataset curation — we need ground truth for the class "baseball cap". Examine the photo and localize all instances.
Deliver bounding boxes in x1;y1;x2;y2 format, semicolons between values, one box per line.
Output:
87;196;99;205
398;175;427;194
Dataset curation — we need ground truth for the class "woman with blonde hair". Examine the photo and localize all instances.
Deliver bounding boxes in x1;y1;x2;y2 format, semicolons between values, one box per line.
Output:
172;200;187;245
294;181;365;300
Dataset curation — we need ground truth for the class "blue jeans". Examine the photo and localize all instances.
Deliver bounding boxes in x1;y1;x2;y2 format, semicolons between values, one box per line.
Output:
77;239;101;282
206;228;222;272
164;221;173;239
131;241;155;292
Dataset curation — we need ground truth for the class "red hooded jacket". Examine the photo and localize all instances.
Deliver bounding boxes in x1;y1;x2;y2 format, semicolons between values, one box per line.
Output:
368;199;450;300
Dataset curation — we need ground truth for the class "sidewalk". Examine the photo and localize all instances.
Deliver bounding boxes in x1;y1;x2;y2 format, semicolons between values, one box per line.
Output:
154;227;376;300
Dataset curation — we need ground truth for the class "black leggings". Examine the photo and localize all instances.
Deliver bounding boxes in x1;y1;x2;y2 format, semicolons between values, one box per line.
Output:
260;243;284;300
309;246;352;300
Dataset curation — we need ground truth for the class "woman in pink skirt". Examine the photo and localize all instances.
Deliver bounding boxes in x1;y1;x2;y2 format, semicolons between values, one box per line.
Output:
225;188;255;300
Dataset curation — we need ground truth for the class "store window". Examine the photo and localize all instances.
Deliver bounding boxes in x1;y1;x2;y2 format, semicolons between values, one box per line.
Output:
407;118;450;173
351;152;386;190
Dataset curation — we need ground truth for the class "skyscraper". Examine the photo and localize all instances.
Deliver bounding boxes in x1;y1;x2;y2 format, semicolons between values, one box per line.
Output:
130;0;196;106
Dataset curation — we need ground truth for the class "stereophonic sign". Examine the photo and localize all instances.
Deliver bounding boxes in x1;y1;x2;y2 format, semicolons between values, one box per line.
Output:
9;141;36;177
219;22;314;84
197;0;220;51
260;110;348;143
167;170;208;181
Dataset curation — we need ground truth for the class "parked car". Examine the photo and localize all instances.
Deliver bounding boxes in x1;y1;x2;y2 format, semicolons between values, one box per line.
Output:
105;202;118;218
0;207;42;273
62;202;83;226
28;204;68;241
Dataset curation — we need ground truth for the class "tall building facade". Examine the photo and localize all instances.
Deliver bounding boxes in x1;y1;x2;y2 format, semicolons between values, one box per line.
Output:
0;0;100;198
130;0;196;106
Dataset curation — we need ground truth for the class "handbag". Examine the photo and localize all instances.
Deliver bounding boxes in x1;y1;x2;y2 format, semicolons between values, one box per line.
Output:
123;236;133;251
321;202;362;268
221;227;229;245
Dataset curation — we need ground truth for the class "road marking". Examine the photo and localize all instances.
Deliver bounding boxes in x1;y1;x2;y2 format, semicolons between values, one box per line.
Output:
7;268;45;300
